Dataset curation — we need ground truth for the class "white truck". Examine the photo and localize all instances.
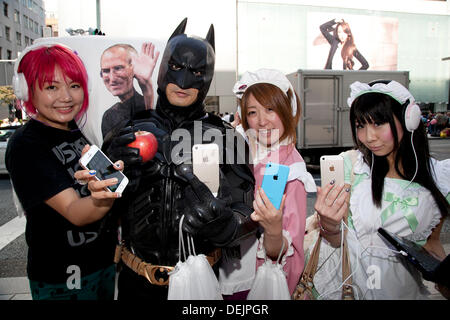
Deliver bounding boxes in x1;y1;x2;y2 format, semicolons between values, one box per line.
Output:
286;69;410;164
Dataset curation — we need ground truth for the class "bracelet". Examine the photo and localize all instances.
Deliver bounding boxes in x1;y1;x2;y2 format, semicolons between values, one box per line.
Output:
317;214;341;236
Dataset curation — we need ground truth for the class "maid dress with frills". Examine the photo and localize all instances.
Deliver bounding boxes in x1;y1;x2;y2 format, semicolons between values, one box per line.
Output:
219;139;317;296
312;150;450;300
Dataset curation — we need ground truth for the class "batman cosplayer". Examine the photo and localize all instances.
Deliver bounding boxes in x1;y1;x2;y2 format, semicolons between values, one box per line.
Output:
102;18;257;300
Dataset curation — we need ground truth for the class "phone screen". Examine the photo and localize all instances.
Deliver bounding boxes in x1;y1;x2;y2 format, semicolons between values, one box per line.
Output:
86;151;125;192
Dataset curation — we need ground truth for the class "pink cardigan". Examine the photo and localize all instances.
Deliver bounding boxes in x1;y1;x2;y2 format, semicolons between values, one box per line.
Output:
253;144;307;295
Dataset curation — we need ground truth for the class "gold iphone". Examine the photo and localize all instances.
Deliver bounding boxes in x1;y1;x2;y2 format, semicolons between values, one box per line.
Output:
192;143;220;197
320;155;344;187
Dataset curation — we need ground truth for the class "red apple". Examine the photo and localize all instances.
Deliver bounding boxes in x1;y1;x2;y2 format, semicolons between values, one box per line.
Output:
127;130;158;162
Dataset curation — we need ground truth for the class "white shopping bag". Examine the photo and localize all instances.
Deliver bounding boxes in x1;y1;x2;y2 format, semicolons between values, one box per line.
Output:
167;215;223;300
247;240;290;300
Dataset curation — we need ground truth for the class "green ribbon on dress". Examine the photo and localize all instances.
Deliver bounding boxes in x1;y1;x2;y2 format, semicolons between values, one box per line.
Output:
381;192;419;232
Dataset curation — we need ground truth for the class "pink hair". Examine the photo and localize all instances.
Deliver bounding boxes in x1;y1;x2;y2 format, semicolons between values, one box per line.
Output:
17;44;89;120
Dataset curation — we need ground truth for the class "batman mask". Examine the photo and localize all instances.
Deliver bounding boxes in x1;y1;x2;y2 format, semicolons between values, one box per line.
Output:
157;18;215;109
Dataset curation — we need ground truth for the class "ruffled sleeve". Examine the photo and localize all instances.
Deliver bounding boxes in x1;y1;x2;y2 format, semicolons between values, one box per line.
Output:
430;158;450;200
256;230;295;267
287;161;317;192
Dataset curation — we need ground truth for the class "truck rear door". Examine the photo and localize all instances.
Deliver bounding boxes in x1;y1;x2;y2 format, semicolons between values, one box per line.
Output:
301;76;339;147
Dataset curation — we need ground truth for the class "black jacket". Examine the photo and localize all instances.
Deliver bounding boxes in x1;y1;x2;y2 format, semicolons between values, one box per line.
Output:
103;17;257;268
109;105;256;266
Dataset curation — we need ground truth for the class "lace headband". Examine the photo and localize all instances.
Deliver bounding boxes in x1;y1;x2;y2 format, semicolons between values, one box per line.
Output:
347;80;415;108
233;68;297;117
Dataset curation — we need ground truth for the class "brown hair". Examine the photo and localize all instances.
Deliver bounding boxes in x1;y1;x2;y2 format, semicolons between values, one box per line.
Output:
240;83;301;145
334;21;356;70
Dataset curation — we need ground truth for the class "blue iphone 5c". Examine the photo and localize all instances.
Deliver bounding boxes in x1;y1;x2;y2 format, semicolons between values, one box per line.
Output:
261;162;290;210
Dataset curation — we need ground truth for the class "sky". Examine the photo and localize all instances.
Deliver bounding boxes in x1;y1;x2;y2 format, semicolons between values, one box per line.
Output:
43;0;450;17
41;0;238;71
43;0;57;12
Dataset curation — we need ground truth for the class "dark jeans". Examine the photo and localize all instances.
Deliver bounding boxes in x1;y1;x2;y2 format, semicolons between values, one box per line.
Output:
117;265;168;300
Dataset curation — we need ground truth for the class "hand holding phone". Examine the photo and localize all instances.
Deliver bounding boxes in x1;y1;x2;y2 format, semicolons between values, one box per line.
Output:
316;155;349;235
79;145;129;194
261;162;290;210
319;155;346;205
320;155;344;187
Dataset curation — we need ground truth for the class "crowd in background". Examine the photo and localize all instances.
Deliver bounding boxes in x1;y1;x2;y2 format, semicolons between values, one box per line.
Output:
422;111;450;137
1;102;25;127
1;117;22;127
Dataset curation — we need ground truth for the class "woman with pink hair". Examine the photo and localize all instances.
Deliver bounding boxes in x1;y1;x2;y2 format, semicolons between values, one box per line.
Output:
6;43;123;300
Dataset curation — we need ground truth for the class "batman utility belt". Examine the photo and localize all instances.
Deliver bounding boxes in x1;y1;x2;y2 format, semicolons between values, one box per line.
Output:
114;243;221;286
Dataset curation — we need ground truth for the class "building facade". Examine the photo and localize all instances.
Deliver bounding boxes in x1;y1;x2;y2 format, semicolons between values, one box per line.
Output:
238;0;450;110
0;0;45;85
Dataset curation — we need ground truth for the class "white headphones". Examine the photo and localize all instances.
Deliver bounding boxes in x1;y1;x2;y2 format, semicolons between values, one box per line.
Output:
403;98;422;132
13;42;90;102
347;80;421;132
348;80;421;190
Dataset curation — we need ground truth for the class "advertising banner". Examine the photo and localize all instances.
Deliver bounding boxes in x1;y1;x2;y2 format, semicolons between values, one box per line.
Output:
307;12;399;71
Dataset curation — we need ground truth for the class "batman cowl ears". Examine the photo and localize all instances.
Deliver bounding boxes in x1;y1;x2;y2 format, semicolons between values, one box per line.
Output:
157;18;215;105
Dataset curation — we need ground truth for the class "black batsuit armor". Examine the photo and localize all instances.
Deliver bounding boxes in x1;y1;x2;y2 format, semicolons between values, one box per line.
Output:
103;18;257;299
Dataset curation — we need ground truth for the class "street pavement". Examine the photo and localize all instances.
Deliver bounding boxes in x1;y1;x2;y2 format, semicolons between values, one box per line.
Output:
1;137;449;300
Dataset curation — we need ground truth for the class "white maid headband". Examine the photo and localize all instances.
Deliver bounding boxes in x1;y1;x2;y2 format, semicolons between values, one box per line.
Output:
233;68;297;117
347;80;415;108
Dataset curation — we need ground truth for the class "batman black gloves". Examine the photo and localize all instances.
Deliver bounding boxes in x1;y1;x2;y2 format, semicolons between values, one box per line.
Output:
176;164;239;247
103;120;167;164
102;120;168;191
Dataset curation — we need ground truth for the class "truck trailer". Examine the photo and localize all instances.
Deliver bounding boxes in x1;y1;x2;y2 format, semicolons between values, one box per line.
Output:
286;69;410;164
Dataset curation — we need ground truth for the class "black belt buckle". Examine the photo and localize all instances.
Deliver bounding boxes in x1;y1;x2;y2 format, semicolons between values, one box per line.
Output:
143;265;174;286
154;266;172;285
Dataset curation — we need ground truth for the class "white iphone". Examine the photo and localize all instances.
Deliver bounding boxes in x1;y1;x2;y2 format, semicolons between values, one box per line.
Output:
320;155;345;187
192;143;220;197
79;145;129;193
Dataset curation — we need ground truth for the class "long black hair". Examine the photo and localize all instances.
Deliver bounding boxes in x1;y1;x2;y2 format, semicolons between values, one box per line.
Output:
350;92;448;217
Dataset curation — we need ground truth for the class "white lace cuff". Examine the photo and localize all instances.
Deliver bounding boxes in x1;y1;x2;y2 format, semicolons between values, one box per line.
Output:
256;229;294;267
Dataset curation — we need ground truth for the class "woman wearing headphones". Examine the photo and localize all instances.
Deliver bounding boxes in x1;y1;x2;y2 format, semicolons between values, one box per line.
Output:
6;44;123;300
312;80;449;299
